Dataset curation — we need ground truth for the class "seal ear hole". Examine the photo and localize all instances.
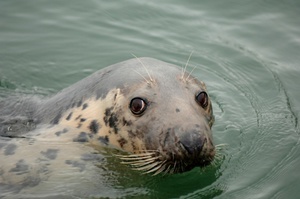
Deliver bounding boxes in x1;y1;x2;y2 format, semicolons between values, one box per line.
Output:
195;91;208;109
130;97;147;115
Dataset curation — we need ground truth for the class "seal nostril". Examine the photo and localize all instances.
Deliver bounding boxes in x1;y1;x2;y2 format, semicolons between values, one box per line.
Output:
179;131;205;155
180;141;194;155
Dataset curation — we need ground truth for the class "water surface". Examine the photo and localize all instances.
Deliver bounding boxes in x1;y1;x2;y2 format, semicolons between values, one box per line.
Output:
0;0;300;198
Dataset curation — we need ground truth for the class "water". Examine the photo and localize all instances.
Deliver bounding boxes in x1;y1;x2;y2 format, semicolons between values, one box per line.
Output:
0;0;300;198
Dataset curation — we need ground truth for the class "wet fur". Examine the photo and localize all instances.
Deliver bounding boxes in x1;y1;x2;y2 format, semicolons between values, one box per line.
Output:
0;57;216;194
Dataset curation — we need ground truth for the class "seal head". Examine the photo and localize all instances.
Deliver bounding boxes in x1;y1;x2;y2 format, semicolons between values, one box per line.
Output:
0;57;215;175
69;57;215;174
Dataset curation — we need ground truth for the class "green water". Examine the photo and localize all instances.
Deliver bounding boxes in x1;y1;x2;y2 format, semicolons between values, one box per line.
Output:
0;0;300;198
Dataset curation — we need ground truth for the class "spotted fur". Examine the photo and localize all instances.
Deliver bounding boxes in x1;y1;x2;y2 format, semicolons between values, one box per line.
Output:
0;57;215;194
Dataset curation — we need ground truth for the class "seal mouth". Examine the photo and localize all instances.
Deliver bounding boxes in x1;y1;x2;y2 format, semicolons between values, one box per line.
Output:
118;130;216;175
119;147;215;175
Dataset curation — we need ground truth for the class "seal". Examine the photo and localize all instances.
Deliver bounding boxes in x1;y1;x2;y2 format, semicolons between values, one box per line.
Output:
0;57;215;190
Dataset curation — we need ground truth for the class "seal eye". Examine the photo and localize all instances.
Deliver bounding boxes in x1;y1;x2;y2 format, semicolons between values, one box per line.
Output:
130;97;147;115
196;91;208;109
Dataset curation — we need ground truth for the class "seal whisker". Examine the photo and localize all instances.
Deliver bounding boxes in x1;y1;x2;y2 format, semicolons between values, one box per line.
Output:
186;76;198;83
214;151;222;157
178;162;183;173
214;144;228;157
185;65;198;82
164;164;172;175
124;157;158;166
143;161;165;175
167;161;176;174
132;69;151;84
134;149;159;153
131;53;154;83
172;160;178;174
207;144;227;167
211;159;218;167
215;143;229;149
117;152;155;158
153;160;167;176
118;156;152;161
126;156;158;162
181;51;194;81
214;153;223;161
119;157;154;162
133;161;161;171
211;157;220;167
118;153;154;159
140;160;167;175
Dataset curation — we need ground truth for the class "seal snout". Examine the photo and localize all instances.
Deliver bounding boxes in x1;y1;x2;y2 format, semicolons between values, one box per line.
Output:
177;129;215;169
179;130;206;156
182;140;215;167
152;126;215;173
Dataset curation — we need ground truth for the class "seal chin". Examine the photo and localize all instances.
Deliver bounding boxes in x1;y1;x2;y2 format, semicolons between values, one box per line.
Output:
163;154;215;174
